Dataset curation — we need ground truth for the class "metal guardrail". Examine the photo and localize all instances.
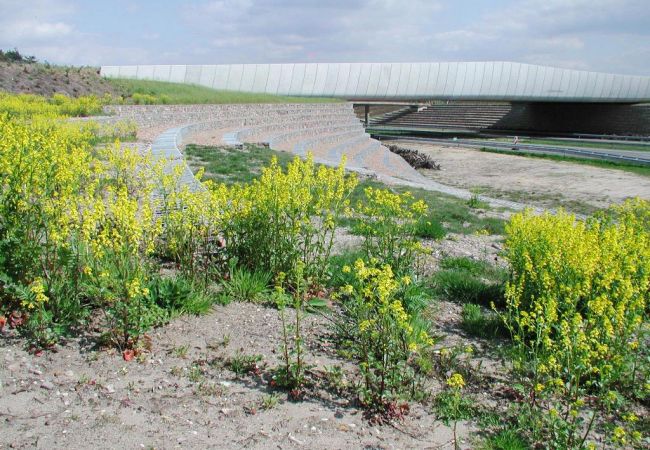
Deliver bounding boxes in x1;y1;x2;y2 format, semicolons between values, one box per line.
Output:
371;135;650;166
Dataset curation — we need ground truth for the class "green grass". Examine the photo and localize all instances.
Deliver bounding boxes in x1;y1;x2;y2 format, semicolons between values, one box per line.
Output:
432;256;507;307
480;147;650;178
219;265;272;303
185;144;294;185
439;257;502;277
226;351;264;376
492;137;650;152
406;187;506;235
477;185;602;216
347;182;503;237
107;78;341;104
147;275;215;316
351;180;506;236
479;429;529;450
414;216;447;240
461;303;508;339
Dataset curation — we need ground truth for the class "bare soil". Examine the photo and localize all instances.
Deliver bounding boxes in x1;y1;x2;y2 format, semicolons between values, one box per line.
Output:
407;143;650;213
1;297;499;450
0;62;120;98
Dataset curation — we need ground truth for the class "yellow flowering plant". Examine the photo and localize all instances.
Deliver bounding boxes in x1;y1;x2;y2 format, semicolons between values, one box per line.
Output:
354;187;429;275
0;112;97;340
222;153;357;286
0;92;207;350
155;161;225;282
444;373;468;450
503;202;649;448
0;92;103;118
81;144;165;349
335;258;433;417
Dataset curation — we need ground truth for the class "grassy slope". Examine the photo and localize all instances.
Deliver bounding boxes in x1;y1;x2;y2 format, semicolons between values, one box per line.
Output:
107;78;342;104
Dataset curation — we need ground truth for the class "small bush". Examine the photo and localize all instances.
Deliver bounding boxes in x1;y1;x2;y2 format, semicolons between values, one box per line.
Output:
503;202;649;447
0;48;36;63
335;259;433;415
271;264;328;395
433;386;476;425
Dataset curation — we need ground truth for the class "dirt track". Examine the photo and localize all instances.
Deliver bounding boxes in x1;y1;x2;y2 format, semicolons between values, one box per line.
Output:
408;143;650;213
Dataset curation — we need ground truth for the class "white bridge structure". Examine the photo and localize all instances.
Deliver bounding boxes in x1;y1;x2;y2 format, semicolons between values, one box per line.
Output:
101;62;650;103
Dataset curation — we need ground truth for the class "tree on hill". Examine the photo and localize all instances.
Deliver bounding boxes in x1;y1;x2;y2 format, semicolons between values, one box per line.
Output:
0;48;37;64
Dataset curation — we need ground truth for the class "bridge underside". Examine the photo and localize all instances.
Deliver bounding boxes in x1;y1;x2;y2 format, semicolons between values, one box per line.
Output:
358;102;650;136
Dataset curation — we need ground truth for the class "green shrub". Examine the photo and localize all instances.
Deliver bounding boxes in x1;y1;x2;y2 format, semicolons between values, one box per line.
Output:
503;201;649;447
433;383;476;425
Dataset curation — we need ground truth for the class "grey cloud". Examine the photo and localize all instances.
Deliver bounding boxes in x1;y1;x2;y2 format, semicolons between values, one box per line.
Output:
0;0;648;74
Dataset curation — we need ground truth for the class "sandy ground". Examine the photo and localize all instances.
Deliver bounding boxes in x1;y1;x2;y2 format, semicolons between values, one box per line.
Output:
405;142;650;213
1;230;511;450
1;300;492;450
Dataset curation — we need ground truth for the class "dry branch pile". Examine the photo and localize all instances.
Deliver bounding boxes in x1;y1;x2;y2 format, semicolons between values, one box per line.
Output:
387;144;441;170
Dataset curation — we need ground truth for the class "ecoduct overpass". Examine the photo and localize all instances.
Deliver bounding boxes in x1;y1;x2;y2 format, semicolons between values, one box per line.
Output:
100;62;650;135
101;62;650;103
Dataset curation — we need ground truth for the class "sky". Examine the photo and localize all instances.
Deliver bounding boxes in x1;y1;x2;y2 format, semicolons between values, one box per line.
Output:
1;0;649;75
